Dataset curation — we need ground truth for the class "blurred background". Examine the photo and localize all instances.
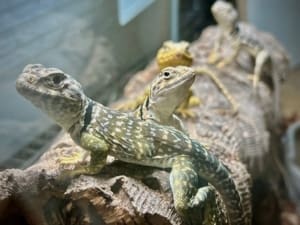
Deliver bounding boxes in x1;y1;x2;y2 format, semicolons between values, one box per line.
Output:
0;0;299;173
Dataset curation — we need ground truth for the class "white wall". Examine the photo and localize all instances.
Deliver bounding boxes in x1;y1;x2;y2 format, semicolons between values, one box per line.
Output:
247;0;300;67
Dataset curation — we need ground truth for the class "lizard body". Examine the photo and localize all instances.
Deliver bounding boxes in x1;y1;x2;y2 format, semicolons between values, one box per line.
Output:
209;1;270;89
17;64;244;225
209;0;285;121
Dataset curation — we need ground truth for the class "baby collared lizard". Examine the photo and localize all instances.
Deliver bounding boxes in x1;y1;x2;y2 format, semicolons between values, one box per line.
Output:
117;40;239;116
135;66;195;132
208;1;270;90
17;64;244;225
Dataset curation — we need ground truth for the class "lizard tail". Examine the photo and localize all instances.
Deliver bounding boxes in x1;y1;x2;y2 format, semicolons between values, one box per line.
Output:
193;141;245;225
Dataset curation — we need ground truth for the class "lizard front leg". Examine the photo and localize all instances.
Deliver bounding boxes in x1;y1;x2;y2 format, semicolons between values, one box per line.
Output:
208;34;224;64
60;132;109;178
170;156;226;225
216;46;240;68
175;89;200;119
252;50;270;91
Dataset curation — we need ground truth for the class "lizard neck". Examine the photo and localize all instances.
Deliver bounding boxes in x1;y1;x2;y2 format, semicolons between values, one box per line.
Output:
68;96;95;142
222;23;236;35
145;96;175;123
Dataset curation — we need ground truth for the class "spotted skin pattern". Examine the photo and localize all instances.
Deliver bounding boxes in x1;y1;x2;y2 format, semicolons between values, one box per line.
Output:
16;64;244;225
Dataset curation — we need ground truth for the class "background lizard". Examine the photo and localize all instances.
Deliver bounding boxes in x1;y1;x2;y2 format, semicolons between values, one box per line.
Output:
16;64;245;225
116;40;239;116
208;1;270;89
208;0;286;122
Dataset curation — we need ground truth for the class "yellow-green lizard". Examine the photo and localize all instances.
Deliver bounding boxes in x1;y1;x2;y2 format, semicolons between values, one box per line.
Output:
16;64;244;225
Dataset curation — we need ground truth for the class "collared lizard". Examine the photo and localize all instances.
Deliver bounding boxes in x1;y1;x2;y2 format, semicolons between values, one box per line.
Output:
207;1;287;123
16;64;245;225
116;40;239;116
134;66;195;132
208;1;271;90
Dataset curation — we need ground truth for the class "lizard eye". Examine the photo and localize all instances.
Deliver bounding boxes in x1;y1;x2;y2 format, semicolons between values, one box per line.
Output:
163;71;170;78
47;73;66;89
52;74;64;85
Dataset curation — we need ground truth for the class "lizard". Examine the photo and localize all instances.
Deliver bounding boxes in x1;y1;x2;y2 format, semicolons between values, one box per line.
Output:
116;40;239;116
208;0;271;89
16;64;245;225
134;66;195;132
207;0;286;122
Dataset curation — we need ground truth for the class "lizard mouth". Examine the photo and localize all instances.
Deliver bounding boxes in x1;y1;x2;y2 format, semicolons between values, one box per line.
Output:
16;74;37;98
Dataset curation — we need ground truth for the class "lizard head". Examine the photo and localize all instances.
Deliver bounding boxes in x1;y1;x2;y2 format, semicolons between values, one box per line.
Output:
156;41;193;70
211;1;238;30
16;64;86;130
149;66;195;114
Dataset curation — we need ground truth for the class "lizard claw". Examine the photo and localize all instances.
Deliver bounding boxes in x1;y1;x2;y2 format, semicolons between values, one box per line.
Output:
208;51;220;64
216;60;228;68
58;151;89;165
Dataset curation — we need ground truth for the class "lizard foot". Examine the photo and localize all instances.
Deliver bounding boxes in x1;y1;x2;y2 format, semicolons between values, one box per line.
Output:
208;51;221;64
176;107;197;119
58;151;89;165
195;186;227;225
180;186;227;225
216;60;230;68
187;95;201;107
